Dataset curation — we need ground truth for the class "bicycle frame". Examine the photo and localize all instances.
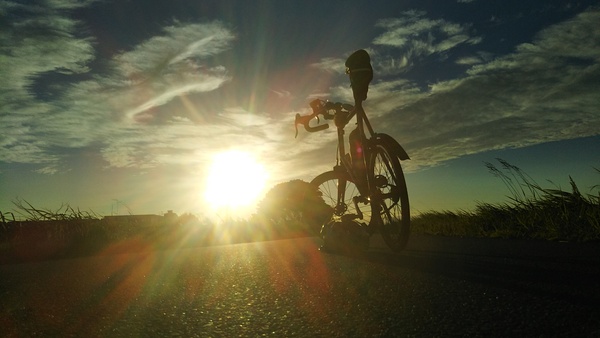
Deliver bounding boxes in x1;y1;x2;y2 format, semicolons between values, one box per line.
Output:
295;99;403;222
296;98;411;251
331;105;379;221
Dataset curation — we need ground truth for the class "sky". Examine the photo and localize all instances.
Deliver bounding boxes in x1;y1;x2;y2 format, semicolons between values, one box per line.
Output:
1;0;599;219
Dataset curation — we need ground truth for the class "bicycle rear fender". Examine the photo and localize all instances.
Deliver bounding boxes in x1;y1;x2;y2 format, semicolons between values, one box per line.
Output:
373;133;410;161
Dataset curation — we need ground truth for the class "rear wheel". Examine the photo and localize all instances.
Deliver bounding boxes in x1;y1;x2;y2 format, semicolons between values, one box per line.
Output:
368;139;410;252
310;170;372;226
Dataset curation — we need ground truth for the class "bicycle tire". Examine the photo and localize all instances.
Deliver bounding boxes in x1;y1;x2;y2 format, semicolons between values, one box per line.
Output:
368;138;410;252
310;170;373;227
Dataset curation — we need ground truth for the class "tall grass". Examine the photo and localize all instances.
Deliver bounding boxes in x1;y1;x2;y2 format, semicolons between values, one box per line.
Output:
0;198;323;262
412;159;600;241
10;197;101;221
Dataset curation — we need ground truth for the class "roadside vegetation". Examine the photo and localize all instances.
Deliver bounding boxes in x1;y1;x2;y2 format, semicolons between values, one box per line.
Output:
411;159;600;241
2;159;599;262
0;181;327;262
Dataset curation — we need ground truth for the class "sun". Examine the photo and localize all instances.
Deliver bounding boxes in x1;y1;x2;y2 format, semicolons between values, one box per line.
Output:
204;150;269;211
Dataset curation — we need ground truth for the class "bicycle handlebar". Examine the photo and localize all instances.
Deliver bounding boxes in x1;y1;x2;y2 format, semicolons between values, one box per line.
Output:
294;99;354;138
294;113;329;136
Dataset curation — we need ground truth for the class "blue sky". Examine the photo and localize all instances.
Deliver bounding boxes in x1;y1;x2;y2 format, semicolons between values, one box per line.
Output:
1;0;599;218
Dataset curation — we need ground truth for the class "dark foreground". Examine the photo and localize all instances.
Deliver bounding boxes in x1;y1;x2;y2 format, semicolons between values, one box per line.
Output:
1;235;599;337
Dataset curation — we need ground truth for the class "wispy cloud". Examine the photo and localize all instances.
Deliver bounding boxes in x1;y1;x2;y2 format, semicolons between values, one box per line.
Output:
124;68;230;120
311;57;346;74
0;1;236;171
0;1;96;93
0;1;97;168
365;7;600;171
107;22;235;121
373;10;481;73
455;52;493;65
2;1;598;189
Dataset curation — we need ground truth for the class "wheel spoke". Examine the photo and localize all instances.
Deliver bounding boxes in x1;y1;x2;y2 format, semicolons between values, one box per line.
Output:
311;171;372;225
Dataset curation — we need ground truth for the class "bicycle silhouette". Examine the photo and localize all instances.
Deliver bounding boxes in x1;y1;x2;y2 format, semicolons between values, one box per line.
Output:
295;99;411;252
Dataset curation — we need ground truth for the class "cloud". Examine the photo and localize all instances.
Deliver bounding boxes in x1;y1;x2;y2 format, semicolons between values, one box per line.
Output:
0;1;236;171
373;10;481;65
368;11;482;76
124;68;230;120
114;22;234;82
2;0;598;191
0;1;96;94
0;0;300;186
455;56;483;65
365;7;600;171
112;22;235;119
310;57;346;74
292;7;599;177
0;1;98;167
455;52;494;66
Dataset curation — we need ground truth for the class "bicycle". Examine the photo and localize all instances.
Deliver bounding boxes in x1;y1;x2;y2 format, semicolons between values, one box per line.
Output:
295;99;411;252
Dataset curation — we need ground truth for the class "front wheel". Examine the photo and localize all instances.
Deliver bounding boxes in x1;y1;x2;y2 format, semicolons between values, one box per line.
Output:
310;170;372;227
368;138;410;252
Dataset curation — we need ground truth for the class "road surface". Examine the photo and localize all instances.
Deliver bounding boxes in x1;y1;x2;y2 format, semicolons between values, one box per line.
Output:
1;235;599;337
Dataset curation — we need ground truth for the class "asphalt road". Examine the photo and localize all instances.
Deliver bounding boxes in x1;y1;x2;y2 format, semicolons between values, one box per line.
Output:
1;235;599;337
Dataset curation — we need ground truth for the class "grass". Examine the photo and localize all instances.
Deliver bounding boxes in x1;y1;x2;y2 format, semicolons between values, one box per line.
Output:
0;203;321;263
2;158;599;263
411;159;600;241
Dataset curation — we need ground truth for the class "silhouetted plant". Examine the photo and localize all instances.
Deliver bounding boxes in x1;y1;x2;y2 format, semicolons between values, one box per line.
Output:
11;198;101;221
412;159;600;241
